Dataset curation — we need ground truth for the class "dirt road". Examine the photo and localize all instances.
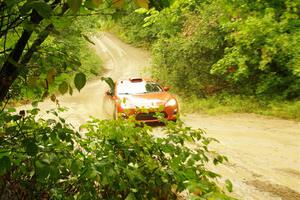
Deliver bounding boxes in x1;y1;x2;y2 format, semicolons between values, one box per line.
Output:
184;114;300;200
21;33;300;199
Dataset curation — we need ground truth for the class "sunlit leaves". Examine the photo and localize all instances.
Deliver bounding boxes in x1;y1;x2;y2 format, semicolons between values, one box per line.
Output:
92;0;103;6
84;0;102;9
58;81;69;95
47;68;57;84
74;72;86;91
68;0;83;13
112;0;125;8
225;179;233;192
27;76;38;87
112;0;150;9
125;193;136;200
135;0;149;9
0;108;232;199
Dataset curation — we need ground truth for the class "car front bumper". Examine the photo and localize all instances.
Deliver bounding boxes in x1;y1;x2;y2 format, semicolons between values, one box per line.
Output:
117;106;178;122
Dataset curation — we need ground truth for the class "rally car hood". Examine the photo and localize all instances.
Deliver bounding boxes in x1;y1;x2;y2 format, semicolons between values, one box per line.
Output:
117;92;173;109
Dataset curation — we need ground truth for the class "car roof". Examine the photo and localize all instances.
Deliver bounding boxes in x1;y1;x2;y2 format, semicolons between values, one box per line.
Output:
117;77;155;84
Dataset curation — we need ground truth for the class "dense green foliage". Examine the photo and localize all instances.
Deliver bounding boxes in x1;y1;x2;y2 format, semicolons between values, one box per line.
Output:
112;0;300;100
0;0;104;101
11;16;103;101
0;108;234;199
0;0;151;102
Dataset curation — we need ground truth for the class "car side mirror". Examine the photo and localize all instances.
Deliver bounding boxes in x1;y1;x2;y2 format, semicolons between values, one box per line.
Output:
163;86;170;91
105;90;113;96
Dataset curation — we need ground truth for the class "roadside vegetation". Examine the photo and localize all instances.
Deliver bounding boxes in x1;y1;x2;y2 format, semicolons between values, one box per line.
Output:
2;14;103;103
180;95;300;121
0;108;234;199
0;0;235;199
108;0;300;120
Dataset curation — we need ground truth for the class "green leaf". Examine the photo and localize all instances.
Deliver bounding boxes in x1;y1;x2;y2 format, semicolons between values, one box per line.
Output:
0;156;11;175
85;167;98;179
47;68;57;84
7;108;16;113
68;0;82;13
125;193;136;200
112;0;124;8
58;131;66;141
36;160;50;179
92;0;102;6
50;166;60;180
27;76;38;87
31;1;52;18
90;69;99;76
21;0;52;18
71;160;81;174
32;101;39;107
225;179;233;192
50;94;56;102
135;0;149;9
74;72;86;91
84;0;102;9
23;139;38;156
213;155;224;165
69;85;73;95
4;0;19;9
135;8;148;14
30;108;40;116
59;81;69;95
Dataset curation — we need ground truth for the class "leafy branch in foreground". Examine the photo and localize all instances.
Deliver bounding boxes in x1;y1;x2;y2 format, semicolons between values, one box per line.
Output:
0;0;152;102
0;108;234;199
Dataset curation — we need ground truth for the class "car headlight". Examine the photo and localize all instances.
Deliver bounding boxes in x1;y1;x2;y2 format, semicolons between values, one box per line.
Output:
165;99;177;107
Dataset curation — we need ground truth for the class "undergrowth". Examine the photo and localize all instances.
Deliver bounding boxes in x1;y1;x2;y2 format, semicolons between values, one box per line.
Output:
0;107;235;199
180;95;300;121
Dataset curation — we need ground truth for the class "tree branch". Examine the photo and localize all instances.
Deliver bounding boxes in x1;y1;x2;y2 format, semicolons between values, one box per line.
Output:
0;10;43;102
20;24;54;65
0;48;12;55
0;2;69;102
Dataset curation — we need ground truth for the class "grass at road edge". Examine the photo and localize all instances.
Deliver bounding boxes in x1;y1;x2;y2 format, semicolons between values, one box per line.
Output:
180;95;300;121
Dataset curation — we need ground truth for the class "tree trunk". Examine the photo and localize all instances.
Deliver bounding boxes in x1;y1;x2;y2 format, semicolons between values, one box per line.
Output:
0;10;42;102
0;30;33;101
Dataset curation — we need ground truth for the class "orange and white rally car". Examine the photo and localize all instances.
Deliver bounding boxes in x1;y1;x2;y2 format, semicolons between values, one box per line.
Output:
105;77;178;122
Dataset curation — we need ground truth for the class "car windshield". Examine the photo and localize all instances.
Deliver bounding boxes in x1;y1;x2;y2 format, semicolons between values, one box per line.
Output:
117;81;163;95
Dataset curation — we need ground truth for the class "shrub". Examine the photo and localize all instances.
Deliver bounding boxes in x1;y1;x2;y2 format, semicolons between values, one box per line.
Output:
0;107;234;199
114;0;300;100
